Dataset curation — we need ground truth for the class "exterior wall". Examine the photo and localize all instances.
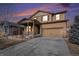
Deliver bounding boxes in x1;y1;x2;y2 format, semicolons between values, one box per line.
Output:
32;25;39;35
19;11;68;38
31;12;65;23
53;13;65;21
30;11;67;37
42;22;66;28
31;12;52;23
23;25;39;35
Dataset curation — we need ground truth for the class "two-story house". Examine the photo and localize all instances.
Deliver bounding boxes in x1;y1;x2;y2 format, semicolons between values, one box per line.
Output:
18;10;69;38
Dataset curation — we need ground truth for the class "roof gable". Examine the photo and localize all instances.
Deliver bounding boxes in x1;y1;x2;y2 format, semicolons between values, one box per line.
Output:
29;10;53;18
18;10;67;24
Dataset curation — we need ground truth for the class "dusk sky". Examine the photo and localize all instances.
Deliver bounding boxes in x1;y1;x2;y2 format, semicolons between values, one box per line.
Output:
0;3;79;24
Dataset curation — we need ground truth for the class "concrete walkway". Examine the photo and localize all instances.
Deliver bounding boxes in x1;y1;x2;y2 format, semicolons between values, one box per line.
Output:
0;37;71;56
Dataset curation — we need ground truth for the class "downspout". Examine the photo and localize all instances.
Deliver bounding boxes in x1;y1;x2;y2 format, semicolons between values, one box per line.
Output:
32;20;35;38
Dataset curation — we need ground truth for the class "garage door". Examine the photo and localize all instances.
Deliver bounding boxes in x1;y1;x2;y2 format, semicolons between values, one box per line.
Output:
42;28;64;37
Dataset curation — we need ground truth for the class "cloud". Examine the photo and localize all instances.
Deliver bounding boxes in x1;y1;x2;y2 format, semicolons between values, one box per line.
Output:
14;8;38;17
13;4;58;17
59;3;70;8
0;3;71;22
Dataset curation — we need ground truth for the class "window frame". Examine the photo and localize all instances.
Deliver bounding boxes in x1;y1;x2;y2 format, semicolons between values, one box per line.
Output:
34;17;37;20
26;26;31;32
56;14;60;20
42;15;48;22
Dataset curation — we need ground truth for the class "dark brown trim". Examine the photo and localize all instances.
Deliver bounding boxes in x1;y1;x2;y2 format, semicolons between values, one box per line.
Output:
41;20;68;24
41;15;49;22
54;11;67;15
17;10;67;24
18;18;29;24
42;27;63;29
29;10;53;19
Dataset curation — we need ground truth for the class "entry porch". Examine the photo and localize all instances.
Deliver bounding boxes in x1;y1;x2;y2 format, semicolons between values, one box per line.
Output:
21;19;41;38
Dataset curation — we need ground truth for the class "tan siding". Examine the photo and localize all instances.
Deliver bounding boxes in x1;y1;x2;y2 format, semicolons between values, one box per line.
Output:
30;11;67;37
32;26;38;35
37;16;42;22
53;13;65;21
52;15;56;21
60;13;65;20
48;14;52;22
42;22;66;28
34;26;38;35
42;22;67;37
31;12;52;23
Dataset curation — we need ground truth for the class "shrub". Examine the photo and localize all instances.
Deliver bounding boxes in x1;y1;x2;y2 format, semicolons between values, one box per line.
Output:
69;16;79;44
0;31;5;42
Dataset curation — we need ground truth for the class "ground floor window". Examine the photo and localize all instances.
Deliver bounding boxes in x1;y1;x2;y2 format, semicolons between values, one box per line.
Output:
27;26;32;32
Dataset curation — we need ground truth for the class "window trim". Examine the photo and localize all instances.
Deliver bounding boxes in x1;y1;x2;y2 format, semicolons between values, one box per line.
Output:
34;17;37;20
26;26;31;32
56;14;60;20
42;15;49;22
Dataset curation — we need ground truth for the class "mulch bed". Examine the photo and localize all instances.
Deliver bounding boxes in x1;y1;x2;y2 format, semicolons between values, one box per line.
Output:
0;39;26;49
65;38;79;56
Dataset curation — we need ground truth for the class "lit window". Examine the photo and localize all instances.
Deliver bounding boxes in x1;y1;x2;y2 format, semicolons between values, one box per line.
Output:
42;15;48;22
27;26;31;32
56;14;60;20
34;17;37;19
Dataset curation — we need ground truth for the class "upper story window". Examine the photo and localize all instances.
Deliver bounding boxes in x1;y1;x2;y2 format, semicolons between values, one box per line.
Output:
56;14;60;20
42;15;48;22
34;17;37;20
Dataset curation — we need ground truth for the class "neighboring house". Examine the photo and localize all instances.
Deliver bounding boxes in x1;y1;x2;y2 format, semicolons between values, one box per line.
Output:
0;21;24;36
18;10;69;38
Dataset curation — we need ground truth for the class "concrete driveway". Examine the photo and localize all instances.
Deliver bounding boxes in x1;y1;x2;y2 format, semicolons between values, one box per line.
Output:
0;37;71;56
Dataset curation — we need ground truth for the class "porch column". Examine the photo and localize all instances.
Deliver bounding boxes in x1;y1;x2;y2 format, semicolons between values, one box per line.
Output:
27;22;29;35
32;20;35;38
7;25;10;39
11;27;13;36
18;27;20;38
7;25;10;35
40;25;42;36
23;26;26;39
18;27;19;38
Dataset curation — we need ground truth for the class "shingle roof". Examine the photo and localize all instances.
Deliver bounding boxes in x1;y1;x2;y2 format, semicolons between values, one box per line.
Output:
18;10;67;24
0;20;24;28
